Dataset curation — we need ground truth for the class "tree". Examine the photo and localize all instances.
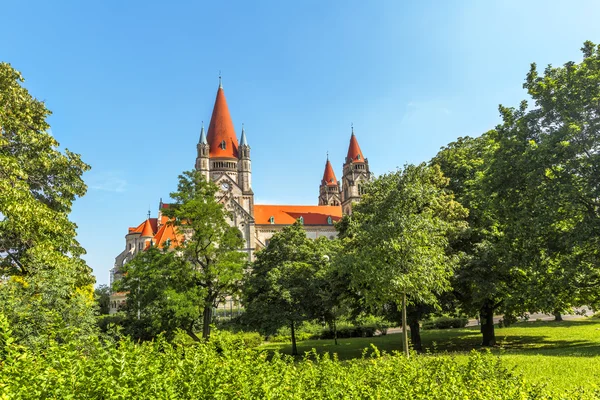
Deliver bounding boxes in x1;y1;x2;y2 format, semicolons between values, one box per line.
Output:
113;246;204;341
161;171;246;340
0;62;95;347
94;285;111;315
499;41;600;311
431;134;510;346
345;164;468;356
243;222;330;355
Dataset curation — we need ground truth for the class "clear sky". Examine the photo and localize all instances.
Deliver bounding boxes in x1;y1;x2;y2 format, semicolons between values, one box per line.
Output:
2;1;599;286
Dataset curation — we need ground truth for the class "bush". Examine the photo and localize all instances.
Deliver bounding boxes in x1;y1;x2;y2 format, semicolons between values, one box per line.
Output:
210;330;263;349
0;313;557;399
422;316;469;330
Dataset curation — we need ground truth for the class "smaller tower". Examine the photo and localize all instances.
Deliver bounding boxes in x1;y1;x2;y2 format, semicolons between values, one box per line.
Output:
341;126;371;215
195;122;210;181
318;155;342;206
238;124;252;194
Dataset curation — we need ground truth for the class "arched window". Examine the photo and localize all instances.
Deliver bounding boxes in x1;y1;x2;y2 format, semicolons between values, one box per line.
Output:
220;140;226;150
327;216;333;225
269;216;275;224
298;216;304;225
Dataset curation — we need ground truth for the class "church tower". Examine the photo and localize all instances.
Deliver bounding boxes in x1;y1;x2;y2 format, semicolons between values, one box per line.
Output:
318;156;342;206
341;126;370;215
195;79;256;258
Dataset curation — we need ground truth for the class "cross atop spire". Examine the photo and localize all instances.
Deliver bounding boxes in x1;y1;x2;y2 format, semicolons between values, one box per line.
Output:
218;70;222;88
351;123;354;135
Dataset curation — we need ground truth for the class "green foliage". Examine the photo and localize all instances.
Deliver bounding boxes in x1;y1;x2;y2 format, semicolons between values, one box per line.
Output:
346;163;468;308
113;246;204;341
422;316;469;330
243;222;335;354
156;170;246;340
94;284;111;315
0;313;552;399
0;63;96;347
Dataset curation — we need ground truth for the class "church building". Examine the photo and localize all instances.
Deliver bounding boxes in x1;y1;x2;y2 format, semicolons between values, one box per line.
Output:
109;81;371;313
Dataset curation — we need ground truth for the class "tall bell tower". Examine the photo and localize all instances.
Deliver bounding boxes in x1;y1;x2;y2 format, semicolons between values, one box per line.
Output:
341;126;371;215
195;78;256;258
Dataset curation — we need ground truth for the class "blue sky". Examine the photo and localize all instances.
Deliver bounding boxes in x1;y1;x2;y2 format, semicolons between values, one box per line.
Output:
2;1;599;286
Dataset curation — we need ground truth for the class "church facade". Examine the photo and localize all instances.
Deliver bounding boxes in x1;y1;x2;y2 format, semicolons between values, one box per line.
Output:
109;82;371;313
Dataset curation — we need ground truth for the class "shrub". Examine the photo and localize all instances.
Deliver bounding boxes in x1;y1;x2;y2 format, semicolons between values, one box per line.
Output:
0;313;557;399
422;316;469;330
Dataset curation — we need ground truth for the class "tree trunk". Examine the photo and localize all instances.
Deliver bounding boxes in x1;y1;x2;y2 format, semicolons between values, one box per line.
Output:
480;303;496;346
553;311;563;321
333;318;338;346
290;320;298;356
186;328;201;342
409;319;422;352
202;305;212;340
402;290;409;357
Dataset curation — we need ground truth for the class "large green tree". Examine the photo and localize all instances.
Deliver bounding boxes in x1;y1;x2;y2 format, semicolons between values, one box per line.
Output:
243;222;333;355
113;246;204;341
161;171;246;340
431;134;511;346
483;41;600;318
345;164;467;356
0;62;95;347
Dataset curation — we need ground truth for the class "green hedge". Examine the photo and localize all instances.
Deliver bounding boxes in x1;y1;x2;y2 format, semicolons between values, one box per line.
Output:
0;324;554;399
422;316;469;330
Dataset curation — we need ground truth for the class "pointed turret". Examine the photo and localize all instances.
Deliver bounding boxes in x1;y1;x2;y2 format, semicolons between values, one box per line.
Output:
140;218;154;237
199;122;207;144
319;156;341;206
238;123;252;194
206;83;239;158
321;159;338;186
240;124;248;146
346;126;365;164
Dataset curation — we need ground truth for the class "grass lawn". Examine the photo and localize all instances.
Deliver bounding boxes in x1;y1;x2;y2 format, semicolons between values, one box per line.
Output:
260;318;600;393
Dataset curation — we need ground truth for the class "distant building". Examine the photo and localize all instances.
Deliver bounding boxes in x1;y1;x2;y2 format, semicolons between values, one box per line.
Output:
109;81;371;313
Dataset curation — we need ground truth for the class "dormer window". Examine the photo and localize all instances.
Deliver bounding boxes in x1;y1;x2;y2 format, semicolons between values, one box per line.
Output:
357;154;361;160
298;216;304;225
220;140;226;150
327;216;333;225
269;216;274;224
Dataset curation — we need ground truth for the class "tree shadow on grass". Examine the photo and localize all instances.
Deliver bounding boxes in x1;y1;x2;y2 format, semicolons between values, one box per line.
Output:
262;319;600;360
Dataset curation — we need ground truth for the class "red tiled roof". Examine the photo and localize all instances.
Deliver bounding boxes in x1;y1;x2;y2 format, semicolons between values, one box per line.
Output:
346;133;365;164
321;160;338;186
254;205;342;225
128;218;157;234
140;219;154;237
152;223;180;250
206;86;239;159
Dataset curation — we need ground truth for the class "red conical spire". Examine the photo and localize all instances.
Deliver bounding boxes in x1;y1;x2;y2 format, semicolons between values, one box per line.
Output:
206;83;239;159
321;158;338;187
140;218;154;237
346;126;365;164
